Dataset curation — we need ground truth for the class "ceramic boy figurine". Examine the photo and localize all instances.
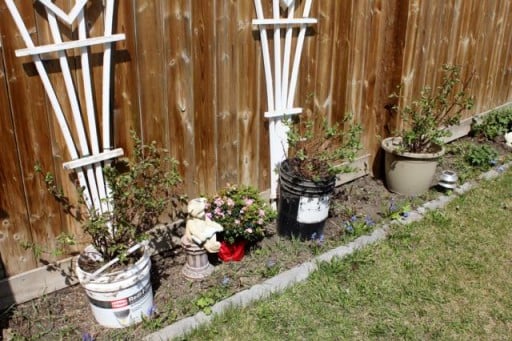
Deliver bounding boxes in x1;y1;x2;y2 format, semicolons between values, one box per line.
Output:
184;198;223;253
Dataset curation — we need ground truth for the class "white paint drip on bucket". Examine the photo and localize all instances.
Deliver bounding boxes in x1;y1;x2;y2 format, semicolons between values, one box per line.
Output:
75;245;153;328
297;195;330;224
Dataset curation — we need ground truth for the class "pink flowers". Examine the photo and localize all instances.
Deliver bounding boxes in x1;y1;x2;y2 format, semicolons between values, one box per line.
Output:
205;185;276;245
214;197;224;207
214;207;224;218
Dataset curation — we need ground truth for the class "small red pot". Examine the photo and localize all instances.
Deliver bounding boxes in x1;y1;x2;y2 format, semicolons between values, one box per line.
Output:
218;240;247;262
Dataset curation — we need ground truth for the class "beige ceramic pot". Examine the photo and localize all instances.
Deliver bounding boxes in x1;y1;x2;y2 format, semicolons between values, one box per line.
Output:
381;137;444;196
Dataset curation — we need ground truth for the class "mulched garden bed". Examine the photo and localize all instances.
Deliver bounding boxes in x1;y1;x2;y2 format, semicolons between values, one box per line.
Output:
1;136;510;341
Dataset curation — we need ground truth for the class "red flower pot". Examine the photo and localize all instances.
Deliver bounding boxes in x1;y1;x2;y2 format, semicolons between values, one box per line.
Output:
218;240;247;262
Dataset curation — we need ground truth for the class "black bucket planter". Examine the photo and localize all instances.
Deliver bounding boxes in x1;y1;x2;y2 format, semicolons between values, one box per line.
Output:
277;159;335;239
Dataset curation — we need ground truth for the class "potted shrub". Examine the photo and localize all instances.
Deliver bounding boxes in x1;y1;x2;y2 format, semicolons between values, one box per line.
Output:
32;132;185;328
278;111;362;239
205;184;275;262
382;64;474;195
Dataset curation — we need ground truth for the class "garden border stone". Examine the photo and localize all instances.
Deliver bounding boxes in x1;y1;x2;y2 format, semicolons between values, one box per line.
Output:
145;161;512;341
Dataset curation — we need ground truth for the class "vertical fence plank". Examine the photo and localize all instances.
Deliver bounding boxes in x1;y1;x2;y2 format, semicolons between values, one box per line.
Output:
300;0;318;115
113;0;141;152
165;0;197;196
369;0;409;175
330;0;353;125
345;0;369;127
0;32;36;277
133;0;168;146
472;1;499;113
314;0;336;122
237;1;262;187
452;1;479;120
0;1;59;274
487;0;510;108
215;0;238;187
445;0;462;66
495;2;512;102
400;0;419;110
256;1;270;192
192;0;217;195
360;0;384;159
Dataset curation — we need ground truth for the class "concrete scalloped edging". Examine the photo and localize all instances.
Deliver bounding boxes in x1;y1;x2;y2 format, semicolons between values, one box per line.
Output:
145;162;511;341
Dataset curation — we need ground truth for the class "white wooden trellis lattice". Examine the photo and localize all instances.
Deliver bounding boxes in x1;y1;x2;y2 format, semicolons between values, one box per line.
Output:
252;0;317;201
5;0;124;218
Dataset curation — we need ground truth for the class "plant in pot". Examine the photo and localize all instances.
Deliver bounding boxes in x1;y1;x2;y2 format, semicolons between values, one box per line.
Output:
31;132;185;328
382;64;474;195
205;184;276;262
278;111;362;239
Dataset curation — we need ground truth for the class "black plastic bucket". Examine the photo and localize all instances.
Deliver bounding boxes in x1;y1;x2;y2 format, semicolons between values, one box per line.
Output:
277;159;335;239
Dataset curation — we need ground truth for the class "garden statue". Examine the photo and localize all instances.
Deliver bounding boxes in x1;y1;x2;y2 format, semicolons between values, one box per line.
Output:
184;198;223;252
181;198;223;279
504;131;512;148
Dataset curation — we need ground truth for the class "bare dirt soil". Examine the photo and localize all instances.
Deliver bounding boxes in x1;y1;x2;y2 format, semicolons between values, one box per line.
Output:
1;136;510;341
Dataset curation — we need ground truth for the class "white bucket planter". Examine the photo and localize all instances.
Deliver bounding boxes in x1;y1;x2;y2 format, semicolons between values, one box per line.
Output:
75;242;154;328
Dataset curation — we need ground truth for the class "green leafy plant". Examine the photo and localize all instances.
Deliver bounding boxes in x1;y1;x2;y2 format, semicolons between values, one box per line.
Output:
32;131;186;263
381;199;411;221
446;141;499;181
206;184;276;245
463;143;498;170
444;142;476;183
260;259;281;278
471;106;512;140
391;64;474;153
286;111;362;181
193;287;227;315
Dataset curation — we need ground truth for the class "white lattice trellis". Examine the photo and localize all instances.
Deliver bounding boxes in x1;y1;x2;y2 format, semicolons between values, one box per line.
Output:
6;0;124;217
253;0;317;200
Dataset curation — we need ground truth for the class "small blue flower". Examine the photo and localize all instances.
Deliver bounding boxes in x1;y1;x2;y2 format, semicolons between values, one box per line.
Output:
389;199;398;213
497;165;505;173
147;305;157;317
364;215;375;226
350;215;358;222
401;212;410;218
345;222;354;233
82;332;94;341
221;276;231;286
489;159;497;166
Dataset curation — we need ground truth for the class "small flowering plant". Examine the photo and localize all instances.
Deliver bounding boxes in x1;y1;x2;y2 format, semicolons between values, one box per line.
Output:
205;184;276;245
382;198;411;221
344;215;376;235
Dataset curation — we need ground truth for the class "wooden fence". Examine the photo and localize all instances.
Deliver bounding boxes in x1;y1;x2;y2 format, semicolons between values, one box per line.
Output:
0;0;511;277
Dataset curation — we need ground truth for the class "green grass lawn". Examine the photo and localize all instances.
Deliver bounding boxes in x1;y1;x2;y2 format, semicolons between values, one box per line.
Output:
185;169;512;340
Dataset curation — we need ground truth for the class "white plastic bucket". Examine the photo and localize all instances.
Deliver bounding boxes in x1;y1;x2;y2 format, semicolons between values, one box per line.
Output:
75;244;154;328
